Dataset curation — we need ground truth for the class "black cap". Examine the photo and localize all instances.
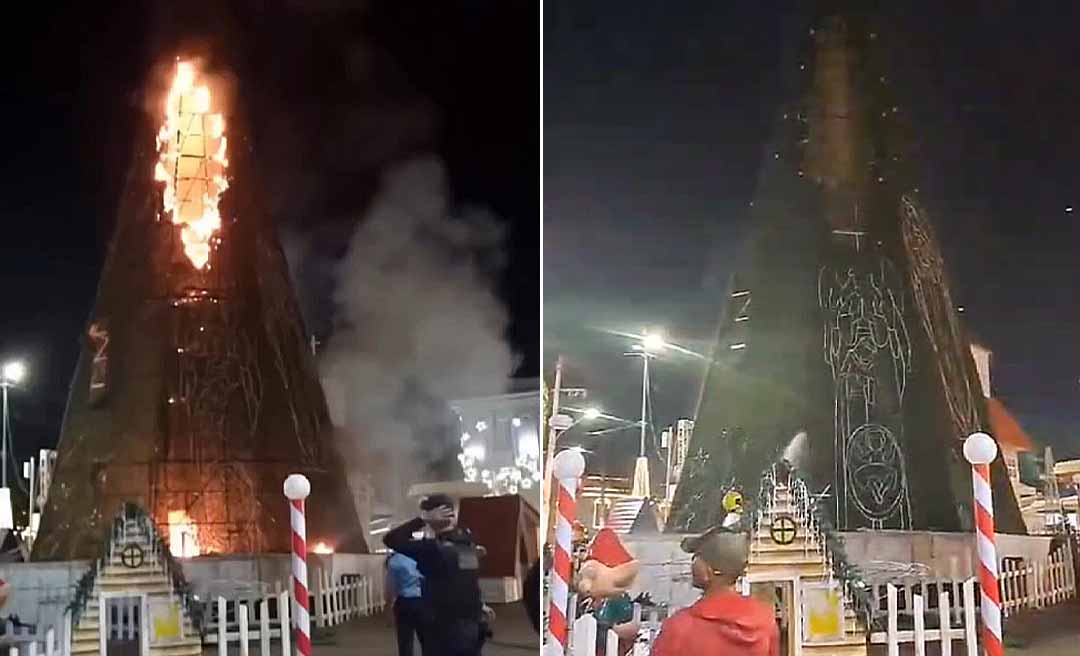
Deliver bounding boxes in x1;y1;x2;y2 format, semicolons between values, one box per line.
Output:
420;493;455;511
680;526;749;576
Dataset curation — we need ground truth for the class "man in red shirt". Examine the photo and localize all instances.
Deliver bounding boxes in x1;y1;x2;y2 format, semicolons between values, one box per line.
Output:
651;528;778;656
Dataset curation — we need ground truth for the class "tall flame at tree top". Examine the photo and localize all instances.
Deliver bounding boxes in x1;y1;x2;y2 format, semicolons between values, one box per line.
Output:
154;60;229;270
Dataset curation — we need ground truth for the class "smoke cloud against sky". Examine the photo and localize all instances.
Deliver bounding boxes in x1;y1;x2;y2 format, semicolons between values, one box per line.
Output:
316;157;519;511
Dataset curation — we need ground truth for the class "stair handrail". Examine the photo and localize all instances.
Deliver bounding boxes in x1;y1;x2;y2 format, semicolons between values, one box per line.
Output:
756;465;874;626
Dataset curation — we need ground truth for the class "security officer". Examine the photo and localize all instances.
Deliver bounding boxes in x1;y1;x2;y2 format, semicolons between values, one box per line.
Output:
384;494;492;656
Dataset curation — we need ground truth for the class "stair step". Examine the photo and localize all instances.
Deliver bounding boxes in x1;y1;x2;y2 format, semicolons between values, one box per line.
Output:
751;552;826;566
747;561;831;579
101;566;167;576
150;643;203;656
801;641;867;656
70;642;100;655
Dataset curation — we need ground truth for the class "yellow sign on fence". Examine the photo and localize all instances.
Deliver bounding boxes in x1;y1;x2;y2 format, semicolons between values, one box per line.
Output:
150;601;183;642
802;583;845;643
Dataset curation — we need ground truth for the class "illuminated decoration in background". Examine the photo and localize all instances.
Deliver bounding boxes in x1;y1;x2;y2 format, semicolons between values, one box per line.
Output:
900;195;980;438
311;541;334;554
167;510;200;558
87;321;109;405
456;410;541;496
154;60;229;270
819;262;912;529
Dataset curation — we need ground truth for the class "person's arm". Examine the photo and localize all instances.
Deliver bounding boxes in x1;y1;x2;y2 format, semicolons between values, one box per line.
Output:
383;518;441;573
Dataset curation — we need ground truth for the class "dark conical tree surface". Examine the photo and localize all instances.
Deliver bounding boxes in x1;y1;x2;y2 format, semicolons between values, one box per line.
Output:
33;104;367;560
669;10;1024;535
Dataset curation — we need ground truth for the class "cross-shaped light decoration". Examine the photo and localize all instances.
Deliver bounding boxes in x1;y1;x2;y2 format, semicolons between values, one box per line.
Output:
832;229;867;253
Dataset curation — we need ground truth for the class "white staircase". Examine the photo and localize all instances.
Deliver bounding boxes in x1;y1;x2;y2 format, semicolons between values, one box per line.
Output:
604;498;646;534
748;474;868;656
68;509;204;656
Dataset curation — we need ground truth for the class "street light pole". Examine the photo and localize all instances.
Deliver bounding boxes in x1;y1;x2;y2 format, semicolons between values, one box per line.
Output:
639;355;648;457
0;361;25;532
628;333;665;498
541;356;564;546
2;382;8;489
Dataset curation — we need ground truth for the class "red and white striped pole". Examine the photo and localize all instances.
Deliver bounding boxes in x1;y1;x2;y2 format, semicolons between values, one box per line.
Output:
547;449;585;655
284;474;312;656
963;432;1004;656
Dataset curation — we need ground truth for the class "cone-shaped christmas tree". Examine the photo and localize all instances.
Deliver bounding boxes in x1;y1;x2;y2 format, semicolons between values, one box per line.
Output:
33;61;366;560
669;9;1024;534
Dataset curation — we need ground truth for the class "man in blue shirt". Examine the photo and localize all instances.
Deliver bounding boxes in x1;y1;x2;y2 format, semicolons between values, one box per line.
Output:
387;551;429;656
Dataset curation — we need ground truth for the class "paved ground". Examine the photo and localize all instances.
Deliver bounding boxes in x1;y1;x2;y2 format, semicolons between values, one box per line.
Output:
1003;600;1080;656
310;602;537;656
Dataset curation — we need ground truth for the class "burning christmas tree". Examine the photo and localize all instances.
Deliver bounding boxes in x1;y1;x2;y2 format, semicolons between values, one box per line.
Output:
33;60;366;560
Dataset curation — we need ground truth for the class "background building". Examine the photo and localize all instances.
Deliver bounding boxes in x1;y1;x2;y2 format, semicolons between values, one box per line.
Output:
450;378;541;509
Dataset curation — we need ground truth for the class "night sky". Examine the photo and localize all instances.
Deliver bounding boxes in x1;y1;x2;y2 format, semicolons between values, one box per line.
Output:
545;0;1080;471
0;1;538;475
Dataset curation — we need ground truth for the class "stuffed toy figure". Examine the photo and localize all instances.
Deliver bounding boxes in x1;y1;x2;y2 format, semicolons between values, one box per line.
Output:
575;528;641;655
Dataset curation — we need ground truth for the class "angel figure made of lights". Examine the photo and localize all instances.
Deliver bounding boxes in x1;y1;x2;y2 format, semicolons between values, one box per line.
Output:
819;260;913;529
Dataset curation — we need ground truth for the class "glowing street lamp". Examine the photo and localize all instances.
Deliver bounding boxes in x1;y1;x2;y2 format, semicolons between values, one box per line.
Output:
583;407;602;420
2;362;25;386
641;332;667;353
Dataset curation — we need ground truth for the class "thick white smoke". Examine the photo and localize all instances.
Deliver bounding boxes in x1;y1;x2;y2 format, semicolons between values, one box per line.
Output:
320;155;517;517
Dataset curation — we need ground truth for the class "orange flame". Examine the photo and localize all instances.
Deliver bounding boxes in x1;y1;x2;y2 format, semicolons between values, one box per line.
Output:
155;60;228;270
311;541;334;554
168;509;201;558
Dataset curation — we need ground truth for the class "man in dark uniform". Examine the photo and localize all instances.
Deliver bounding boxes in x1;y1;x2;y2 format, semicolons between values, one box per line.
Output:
384;494;491;656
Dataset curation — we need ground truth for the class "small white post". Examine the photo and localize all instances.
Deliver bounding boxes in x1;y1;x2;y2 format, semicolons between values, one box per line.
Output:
238;604;250;656
605;628;620;656
217;597;227;656
313;568;326;628
571;615;597;656
939;591;953;656
323;569;335;626
1033;560;1043;609
887;584;899;656
46;627;55;656
98;593;107;656
260;598;271;656
279;591;292;656
63;609;72;656
28;641;37;656
10;646;18;656
913;594;926;656
963;579;977;656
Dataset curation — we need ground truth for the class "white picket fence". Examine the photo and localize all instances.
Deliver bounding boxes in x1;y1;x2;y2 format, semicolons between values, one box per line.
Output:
568;600;643;656
207;569;385;655
569;614;621;656
3;625;62;656
0;569;385;656
0;610;71;656
870;578;979;656
1000;547;1075;616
